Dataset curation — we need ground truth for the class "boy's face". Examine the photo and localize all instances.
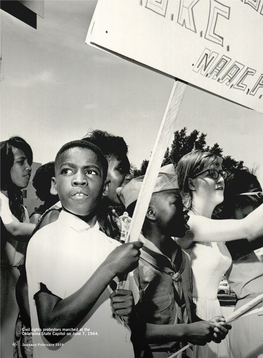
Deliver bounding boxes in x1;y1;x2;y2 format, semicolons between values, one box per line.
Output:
53;147;105;217
151;190;189;237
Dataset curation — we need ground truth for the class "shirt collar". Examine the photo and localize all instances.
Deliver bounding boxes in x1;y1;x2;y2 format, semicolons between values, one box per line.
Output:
59;209;100;233
140;234;179;263
140;235;163;255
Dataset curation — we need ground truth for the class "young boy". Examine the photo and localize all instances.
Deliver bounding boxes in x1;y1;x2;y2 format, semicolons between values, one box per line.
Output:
116;165;231;358
25;140;142;358
33;129;132;239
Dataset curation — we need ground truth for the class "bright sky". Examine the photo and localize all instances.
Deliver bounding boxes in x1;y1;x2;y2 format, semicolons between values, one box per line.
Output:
1;0;263;184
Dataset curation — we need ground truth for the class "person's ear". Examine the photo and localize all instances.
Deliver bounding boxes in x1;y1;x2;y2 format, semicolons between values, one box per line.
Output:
102;179;110;197
188;178;196;191
146;205;156;221
50;177;58;195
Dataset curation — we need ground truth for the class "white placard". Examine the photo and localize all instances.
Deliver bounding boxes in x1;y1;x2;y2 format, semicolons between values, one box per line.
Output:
86;0;263;114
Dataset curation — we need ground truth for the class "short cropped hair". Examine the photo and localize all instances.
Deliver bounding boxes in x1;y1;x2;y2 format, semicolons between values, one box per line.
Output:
32;162;56;202
54;140;108;181
83;130;129;159
0;136;33;190
177;150;223;210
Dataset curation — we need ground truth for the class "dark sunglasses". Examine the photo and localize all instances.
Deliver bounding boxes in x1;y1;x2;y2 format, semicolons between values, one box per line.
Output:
192;169;227;180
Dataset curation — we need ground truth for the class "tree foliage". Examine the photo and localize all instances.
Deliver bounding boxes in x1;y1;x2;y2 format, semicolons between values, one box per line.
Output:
133;159;149;177
133;128;244;177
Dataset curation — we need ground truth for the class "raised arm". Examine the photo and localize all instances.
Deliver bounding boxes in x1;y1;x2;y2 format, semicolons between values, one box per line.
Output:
178;203;263;248
1;195;35;239
4;219;35;239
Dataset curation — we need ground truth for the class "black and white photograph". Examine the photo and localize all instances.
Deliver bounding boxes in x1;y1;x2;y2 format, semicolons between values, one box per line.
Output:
1;1;263;358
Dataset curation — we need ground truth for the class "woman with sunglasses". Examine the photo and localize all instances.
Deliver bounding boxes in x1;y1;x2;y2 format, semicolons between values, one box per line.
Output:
216;168;263;358
176;150;263;358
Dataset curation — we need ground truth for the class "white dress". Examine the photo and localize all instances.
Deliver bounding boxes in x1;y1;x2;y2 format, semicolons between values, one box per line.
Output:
187;241;232;358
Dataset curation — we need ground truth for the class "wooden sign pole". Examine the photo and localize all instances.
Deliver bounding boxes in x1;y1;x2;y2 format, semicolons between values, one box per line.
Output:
127;79;187;243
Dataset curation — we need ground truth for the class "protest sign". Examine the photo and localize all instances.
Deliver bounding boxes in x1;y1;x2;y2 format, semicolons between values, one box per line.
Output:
86;0;263;114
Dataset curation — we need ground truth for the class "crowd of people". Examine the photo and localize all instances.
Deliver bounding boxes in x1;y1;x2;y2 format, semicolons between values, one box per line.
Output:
1;131;263;358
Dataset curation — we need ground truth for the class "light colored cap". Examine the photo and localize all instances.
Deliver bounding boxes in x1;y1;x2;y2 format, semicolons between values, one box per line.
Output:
159;163;176;175
117;164;178;209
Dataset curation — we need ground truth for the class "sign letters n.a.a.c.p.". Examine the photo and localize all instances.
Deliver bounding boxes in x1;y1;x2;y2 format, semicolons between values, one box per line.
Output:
86;0;263;114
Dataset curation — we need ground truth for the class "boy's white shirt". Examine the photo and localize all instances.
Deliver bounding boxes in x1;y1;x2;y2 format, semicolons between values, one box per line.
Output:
26;210;136;358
